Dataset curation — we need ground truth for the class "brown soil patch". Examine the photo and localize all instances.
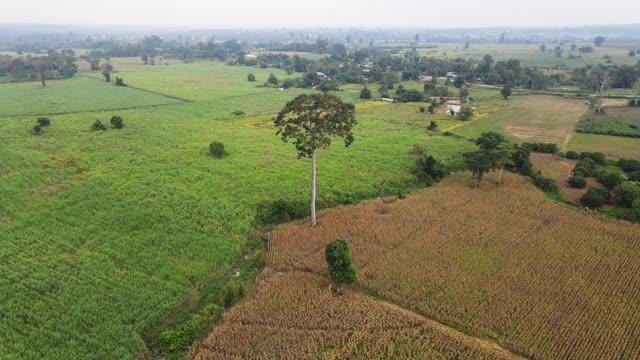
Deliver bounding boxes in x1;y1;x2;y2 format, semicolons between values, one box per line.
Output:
530;153;598;204
500;95;585;144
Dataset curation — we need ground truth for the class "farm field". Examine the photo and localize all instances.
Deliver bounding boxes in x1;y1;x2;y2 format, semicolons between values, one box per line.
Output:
416;43;640;68
576;106;640;138
568;133;640;159
81;61;296;101
529;153;598;204
0;62;476;358
454;94;585;143
0;76;182;116
230;172;640;359
192;270;518;360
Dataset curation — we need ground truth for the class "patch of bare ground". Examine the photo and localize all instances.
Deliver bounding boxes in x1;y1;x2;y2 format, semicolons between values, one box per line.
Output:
503;95;585;143
530;153;598;204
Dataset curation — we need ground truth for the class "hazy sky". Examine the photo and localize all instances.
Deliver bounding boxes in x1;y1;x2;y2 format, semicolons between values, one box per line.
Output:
2;0;638;28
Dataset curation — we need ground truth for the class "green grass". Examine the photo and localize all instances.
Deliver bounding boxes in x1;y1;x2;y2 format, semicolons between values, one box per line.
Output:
567;133;640;160
415;43;640;69
0;77;182;116
576;106;640;138
82;62;295;102
0;61;474;359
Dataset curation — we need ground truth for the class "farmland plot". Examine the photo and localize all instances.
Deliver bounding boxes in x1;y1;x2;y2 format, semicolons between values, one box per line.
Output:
192;270;519;360
264;172;640;359
454;94;585;143
0;61;474;358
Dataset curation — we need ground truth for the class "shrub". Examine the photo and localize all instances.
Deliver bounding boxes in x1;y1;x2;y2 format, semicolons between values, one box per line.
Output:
37;117;51;127
617;158;640;173
115;77;126;86
319;80;339;92
428;121;438;131
256;199;308;225
633;199;640;220
359;87;372;99
231;110;245;116
247;73;256;82
222;283;246;308
399;89;424;102
573;158;596;177
33;124;42;135
110;116;124;129
267;73;278;85
156;304;223;352
568;175;587;188
457;106;474;121
629;171;640;182
596;170;626;190
580;152;606;165
613;181;640;207
91;119;107;131
209;141;228;158
581;187;611;208
532;174;559;193
413;147;448;184
565;150;579;159
522;142;558;154
325;239;357;285
419;106;425;113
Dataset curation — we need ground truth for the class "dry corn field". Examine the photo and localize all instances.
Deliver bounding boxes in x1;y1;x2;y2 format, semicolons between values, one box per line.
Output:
192;269;518;359
195;172;640;359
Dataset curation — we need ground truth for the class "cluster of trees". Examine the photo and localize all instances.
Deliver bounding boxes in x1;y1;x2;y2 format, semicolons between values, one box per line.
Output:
0;49;78;83
563;152;640;218
570;62;640;91
92;116;124;131
463;132;532;187
247;42;640;95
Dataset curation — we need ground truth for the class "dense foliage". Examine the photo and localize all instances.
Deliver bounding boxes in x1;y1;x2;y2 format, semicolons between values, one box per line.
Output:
325;240;357;285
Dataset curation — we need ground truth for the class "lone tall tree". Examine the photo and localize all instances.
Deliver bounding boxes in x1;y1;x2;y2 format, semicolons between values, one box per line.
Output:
274;93;357;227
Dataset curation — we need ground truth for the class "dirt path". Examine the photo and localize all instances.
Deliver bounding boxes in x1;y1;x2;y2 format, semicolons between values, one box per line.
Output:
561;108;588;152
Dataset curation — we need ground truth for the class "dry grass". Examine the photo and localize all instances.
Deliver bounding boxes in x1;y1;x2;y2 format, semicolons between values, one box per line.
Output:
530;153;598;204
266;172;640;359
456;95;585;144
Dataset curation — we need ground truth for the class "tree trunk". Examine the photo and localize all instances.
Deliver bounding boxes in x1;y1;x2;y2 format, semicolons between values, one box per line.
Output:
311;148;317;227
498;165;505;183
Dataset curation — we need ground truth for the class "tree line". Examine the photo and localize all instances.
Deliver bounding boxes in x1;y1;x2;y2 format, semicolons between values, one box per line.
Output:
0;49;78;84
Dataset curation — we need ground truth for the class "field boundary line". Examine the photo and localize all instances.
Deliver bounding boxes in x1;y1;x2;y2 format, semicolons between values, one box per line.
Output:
78;74;193;103
360;288;528;359
2;102;183;117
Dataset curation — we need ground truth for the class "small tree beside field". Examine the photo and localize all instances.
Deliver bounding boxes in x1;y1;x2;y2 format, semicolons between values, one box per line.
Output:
325;239;357;287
